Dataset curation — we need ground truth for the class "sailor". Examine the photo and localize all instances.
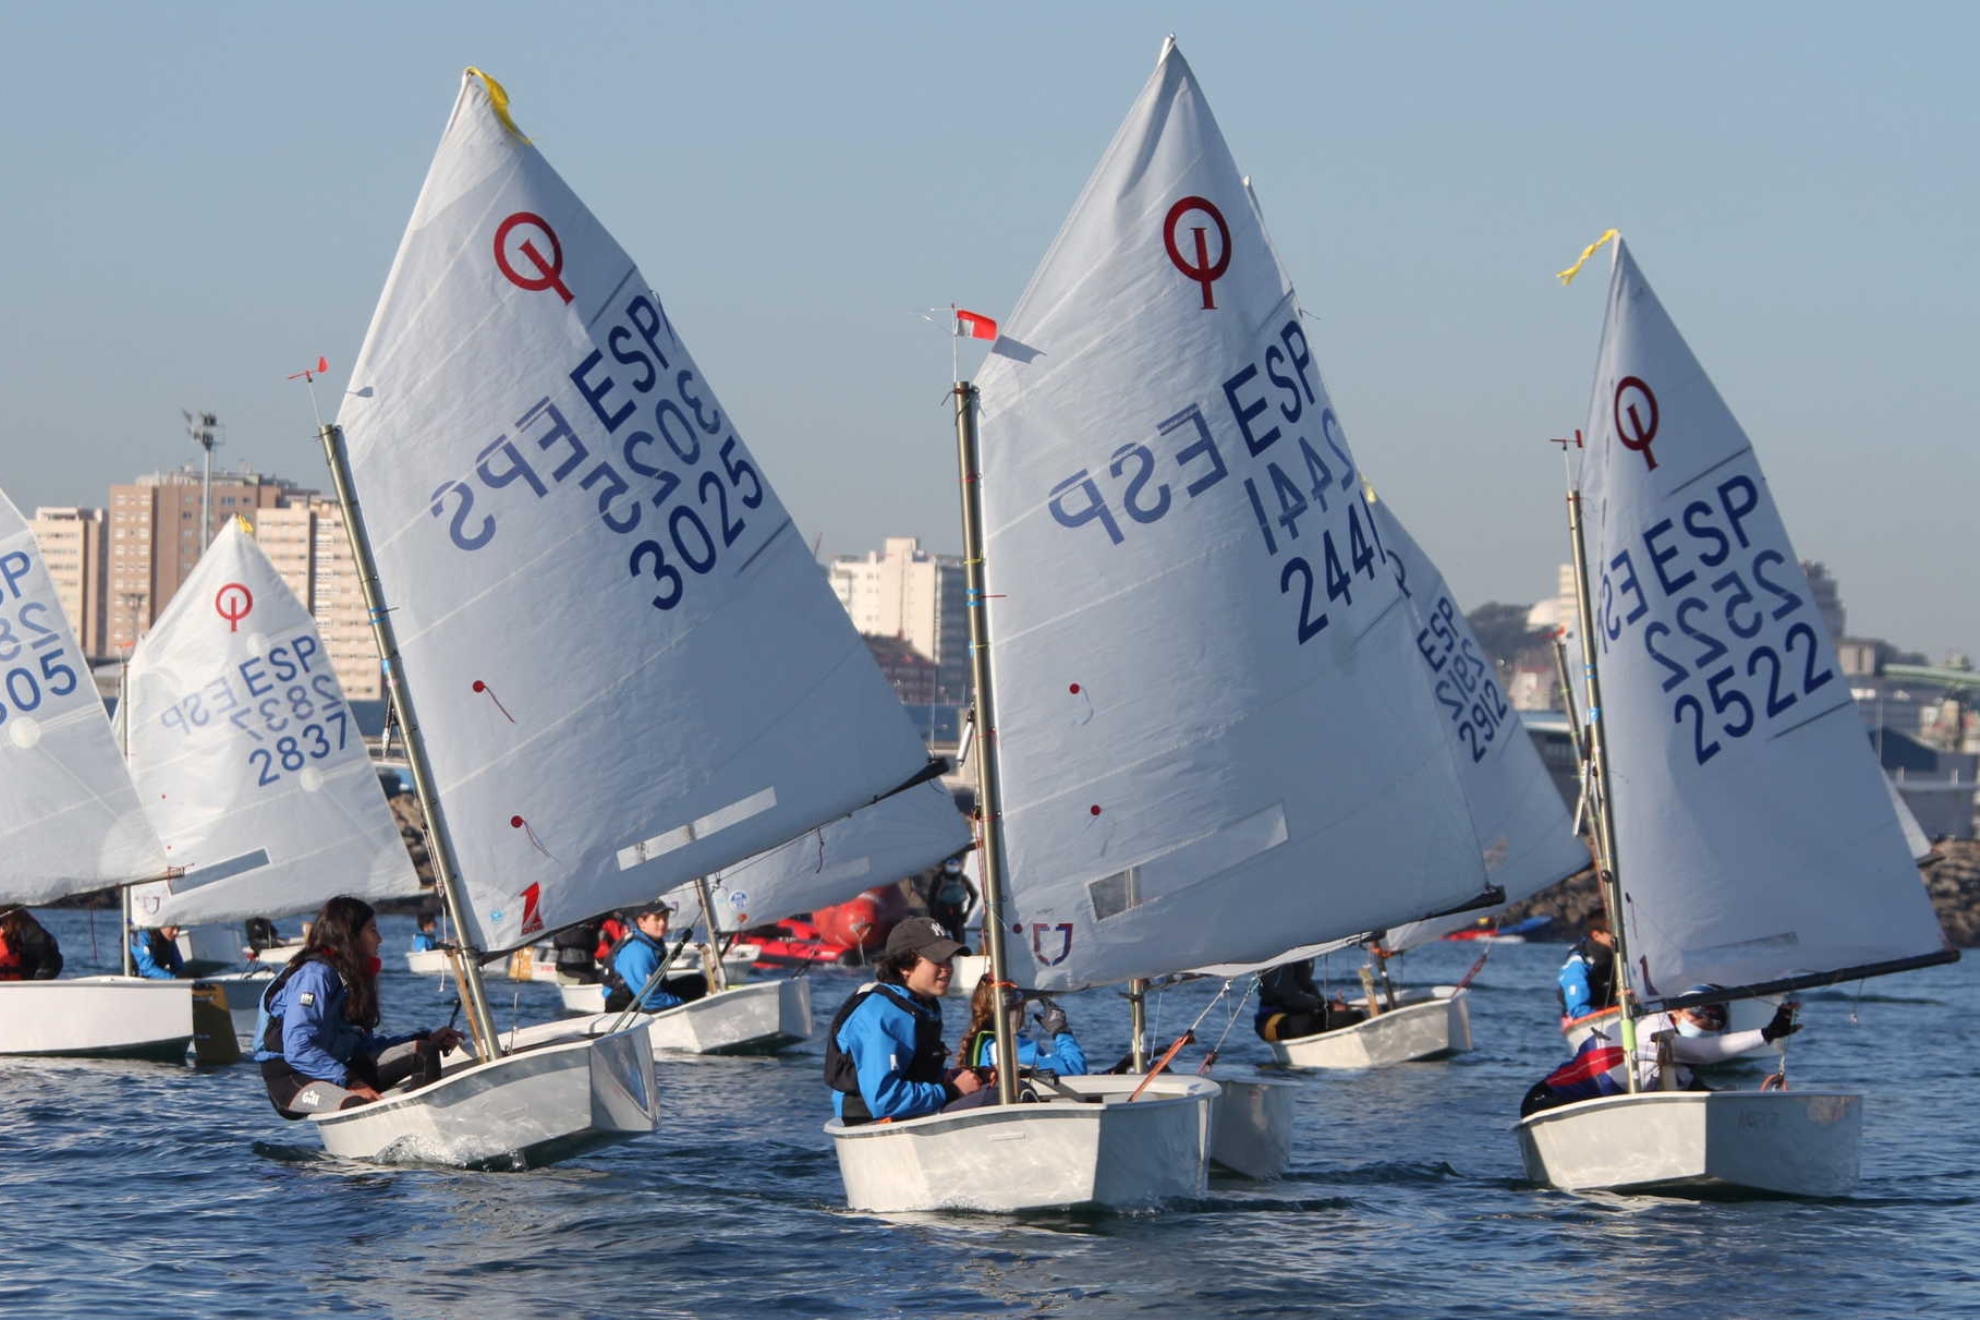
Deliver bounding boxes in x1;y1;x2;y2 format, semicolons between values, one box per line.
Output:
961;976;1085;1075
601;903;708;1013
1556;915;1618;1023
824;916;987;1124
244;916;284;953
130;924;188;979
1519;986;1803;1115
927;855;977;945
1629;987;1802;1092
252;895;462;1117
409;914;439;953
550;916;602;982
1253;958;1367;1042
0;908;63;980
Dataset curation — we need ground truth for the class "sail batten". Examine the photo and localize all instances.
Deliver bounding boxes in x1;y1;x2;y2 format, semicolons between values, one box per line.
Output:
1576;238;1951;993
333;71;931;952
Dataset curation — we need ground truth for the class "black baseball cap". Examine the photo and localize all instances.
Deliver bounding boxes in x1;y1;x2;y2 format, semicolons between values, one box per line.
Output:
885;916;965;963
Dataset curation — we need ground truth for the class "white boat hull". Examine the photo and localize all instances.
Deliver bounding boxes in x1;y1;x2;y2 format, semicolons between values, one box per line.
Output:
1563;997;1780;1062
251;941;307;967
405;949;453;976
309;1028;656;1169
1515;1089;1861;1197
1207;1075;1298;1179
499;978;811;1057
1268;987;1470;1069
827;1075;1217;1213
0;978;193;1061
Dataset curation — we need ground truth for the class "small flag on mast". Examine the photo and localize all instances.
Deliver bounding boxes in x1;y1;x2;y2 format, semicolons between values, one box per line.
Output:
954;307;997;341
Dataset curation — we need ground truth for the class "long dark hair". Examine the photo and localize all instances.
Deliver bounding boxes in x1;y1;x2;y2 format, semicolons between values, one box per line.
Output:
958;974;1010;1067
289;896;379;1027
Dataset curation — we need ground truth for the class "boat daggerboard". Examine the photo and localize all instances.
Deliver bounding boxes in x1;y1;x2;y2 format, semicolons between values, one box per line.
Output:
1575;237;1953;1001
1365;491;1590;952
0;489;168;902
334;71;930;953
122;521;421;927
971;39;1495;991
660;779;970;933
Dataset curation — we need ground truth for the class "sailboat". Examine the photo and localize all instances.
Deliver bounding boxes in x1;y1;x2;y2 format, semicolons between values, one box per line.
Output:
521;779;969;1054
297;68;939;1167
1251;487;1590;1071
120;519;426;1047
0;490;193;1061
1513;232;1958;1196
826;39;1508;1213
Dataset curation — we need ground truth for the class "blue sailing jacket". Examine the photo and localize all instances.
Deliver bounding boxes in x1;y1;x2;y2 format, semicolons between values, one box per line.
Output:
612;929;687;1011
967;1030;1087;1076
251;960;415;1086
130;931;185;980
833;985;951;1121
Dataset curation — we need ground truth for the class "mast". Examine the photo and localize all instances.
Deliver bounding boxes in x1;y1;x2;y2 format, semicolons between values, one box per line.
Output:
953;382;1020;1105
693;876;729;994
316;422;502;1059
1128;978;1149;1073
115;659;136;978
1564;482;1638;1091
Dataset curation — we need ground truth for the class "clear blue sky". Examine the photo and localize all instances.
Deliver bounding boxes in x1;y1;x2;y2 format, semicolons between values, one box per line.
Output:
3;2;1973;657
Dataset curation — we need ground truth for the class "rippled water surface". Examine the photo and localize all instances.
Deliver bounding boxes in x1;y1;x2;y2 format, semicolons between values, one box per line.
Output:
3;910;1974;1318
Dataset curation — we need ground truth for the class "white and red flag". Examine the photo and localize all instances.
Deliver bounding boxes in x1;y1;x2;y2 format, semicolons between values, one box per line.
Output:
954;307;997;341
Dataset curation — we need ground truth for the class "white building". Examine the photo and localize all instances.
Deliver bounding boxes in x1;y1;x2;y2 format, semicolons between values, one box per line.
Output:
828;536;968;702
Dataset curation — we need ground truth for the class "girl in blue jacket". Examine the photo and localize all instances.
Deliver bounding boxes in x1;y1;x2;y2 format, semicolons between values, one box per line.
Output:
961;977;1086;1076
253;896;463;1118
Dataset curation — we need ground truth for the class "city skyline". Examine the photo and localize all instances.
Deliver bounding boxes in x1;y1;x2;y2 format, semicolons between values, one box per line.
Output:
4;5;1974;659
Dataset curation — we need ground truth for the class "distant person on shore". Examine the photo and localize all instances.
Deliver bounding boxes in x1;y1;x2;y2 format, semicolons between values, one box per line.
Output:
1557;915;1617;1024
1254;958;1367;1042
601;903;707;1012
130;925;188;979
825;917;987;1124
961;976;1085;1076
253;895;463;1117
0;908;63;980
410;915;439;953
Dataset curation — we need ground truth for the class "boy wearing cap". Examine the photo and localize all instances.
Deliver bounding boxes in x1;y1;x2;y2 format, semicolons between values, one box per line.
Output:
824;916;987;1124
602;903;708;1013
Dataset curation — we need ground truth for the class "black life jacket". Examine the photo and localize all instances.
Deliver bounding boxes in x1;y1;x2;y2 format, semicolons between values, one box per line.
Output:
143;929;177;970
823;983;947;1122
553;920;601;972
599;931;639;995
1558;936;1617;1013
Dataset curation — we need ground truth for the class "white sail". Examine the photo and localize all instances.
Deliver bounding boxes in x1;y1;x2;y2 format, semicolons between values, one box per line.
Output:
334;71;930;952
1885;776;1934;863
122;521;421;927
972;40;1494;990
1368;491;1588;952
0;490;167;902
661;780;970;933
1576;238;1950;999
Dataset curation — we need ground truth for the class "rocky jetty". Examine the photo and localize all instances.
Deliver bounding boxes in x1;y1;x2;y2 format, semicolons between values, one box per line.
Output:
1502;839;1980;948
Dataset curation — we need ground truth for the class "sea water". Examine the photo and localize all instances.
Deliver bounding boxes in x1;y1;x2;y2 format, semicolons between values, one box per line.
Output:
1;909;1973;1319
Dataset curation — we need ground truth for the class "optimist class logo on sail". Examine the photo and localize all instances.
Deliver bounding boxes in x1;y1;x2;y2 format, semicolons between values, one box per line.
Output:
1594;374;1838;769
1043;194;1394;654
423;213;774;621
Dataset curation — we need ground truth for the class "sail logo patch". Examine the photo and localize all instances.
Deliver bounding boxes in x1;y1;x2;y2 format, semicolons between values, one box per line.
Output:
494;212;572;305
1031;922;1073;967
518;881;545;936
1612;376;1660;470
1163;196;1230;309
214;582;254;632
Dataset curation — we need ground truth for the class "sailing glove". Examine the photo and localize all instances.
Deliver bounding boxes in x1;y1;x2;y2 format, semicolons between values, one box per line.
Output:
1035;1003;1069;1038
1760;1004;1802;1042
